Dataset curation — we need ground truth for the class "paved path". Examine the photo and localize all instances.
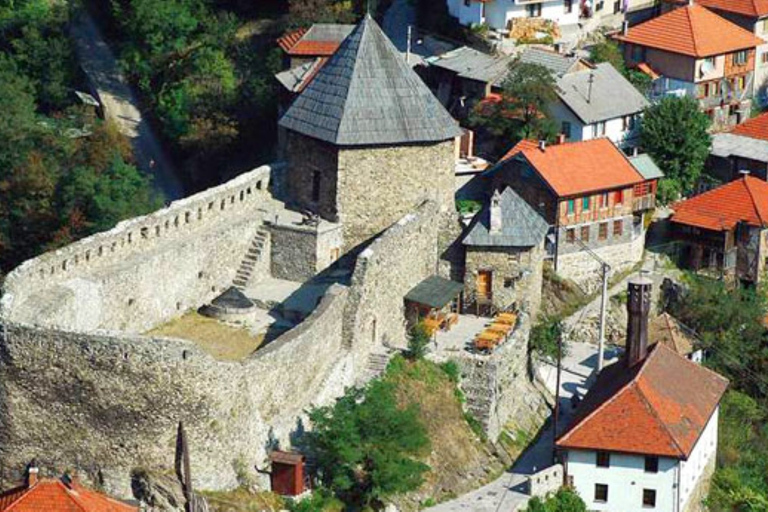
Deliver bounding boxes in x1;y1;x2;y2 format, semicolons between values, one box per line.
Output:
71;11;184;200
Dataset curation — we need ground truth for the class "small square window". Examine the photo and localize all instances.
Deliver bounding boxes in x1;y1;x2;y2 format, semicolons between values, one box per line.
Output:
643;489;656;507
645;456;659;473
595;483;608;502
596;451;610;468
582;196;591;211
613;219;624;237
567;199;575;214
504;277;515;288
581;225;590;243
566;228;576;243
599;223;608;241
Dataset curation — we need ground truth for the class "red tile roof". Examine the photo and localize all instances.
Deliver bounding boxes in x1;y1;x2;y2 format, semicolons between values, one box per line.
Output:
671;175;768;231
697;0;768;17
277;28;308;53
731;111;768;141
502;138;644;197
614;4;763;57
288;40;343;56
0;479;137;512
557;343;728;458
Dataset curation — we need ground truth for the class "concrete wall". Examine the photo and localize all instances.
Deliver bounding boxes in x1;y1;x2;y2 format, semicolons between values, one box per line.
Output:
0;166;274;333
679;407;719;511
0;284;354;499
486;0;580;29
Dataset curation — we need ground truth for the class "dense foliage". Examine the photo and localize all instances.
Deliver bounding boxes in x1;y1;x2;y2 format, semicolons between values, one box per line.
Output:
407;322;431;360
668;276;768;509
470;60;559;154
640;96;712;203
0;1;160;277
524;488;587;512
530;315;566;363
588;39;652;96
306;376;430;508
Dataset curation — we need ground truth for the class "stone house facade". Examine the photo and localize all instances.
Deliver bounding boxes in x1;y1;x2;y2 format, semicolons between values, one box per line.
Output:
279;15;462;252
615;4;763;129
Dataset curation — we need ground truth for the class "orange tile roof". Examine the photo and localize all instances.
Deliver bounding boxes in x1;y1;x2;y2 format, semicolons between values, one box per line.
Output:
614;4;763;57
671;175;768;231
0;479;137;512
697;0;768;17
277;28;308;53
557;343;728;458
288;40;342;56
731;111;768;141
501;138;644;197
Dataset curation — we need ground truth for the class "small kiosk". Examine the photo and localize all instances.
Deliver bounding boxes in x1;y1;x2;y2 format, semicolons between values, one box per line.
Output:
404;276;464;335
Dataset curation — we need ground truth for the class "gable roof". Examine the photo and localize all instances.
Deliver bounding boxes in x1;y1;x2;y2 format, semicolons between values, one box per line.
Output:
731;111;768;141
696;0;768;17
463;187;550;247
671;175;768;231
428;46;513;85
556;63;649;124
501;138;645;197
629;153;664;180
614;4;763;58
279;15;462;146
277;24;354;57
0;479;137;512
557;343;728;458
650;312;698;357
517;47;584;78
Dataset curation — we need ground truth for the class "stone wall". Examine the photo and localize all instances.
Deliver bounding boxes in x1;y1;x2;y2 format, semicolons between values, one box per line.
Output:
284;132;339;222
0;285;354;499
0;166;276;333
268;221;344;282
464;243;545;318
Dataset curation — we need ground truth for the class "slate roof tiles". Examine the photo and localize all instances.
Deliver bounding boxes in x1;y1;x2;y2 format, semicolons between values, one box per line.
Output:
463;187;550;247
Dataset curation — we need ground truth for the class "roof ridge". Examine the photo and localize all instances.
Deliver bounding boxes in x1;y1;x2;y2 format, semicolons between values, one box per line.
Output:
687;6;700;58
742;176;766;225
332;19;367;142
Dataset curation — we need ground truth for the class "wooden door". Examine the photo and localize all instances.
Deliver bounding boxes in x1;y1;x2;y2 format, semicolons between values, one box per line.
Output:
477;270;492;299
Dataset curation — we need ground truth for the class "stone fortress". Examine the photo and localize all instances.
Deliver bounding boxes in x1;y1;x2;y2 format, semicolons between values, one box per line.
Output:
0;15;554;499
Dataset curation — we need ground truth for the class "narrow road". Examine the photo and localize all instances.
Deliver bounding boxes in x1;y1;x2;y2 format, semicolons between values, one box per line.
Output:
70;10;185;200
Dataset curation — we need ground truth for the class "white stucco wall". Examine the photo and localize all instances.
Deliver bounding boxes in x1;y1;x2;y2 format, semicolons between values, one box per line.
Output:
565;407;720;512
549;101;641;150
484;0;580;29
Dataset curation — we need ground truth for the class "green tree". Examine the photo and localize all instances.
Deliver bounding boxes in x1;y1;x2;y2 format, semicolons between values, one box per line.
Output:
640;97;711;201
407;322;431;360
530;316;565;363
589;40;625;74
287;0;356;28
306;379;430;508
525;488;587;512
470;60;559;149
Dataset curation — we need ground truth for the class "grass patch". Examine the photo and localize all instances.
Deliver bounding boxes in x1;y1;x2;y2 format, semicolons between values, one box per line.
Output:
147;312;265;361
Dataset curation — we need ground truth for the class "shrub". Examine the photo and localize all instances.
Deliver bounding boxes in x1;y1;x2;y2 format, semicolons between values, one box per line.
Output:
407;322;431;360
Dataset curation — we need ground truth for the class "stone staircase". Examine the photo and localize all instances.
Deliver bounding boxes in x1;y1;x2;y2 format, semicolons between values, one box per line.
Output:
357;351;394;386
233;229;268;290
460;360;499;432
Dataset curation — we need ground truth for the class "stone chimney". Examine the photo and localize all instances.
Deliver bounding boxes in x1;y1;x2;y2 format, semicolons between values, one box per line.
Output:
490;189;502;234
538;140;546;151
26;461;39;488
626;276;652;367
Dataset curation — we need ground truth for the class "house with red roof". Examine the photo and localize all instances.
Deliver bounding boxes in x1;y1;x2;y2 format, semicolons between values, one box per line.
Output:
489;138;660;289
557;277;728;512
0;464;138;512
708;110;768;182
614;3;763;129
670;175;768;283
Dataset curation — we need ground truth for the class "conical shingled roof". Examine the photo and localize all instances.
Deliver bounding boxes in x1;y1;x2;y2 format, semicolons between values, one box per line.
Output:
279;14;462;146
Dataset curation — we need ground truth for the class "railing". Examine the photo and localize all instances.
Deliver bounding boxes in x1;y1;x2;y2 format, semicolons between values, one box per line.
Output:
528;464;564;498
632;194;655;212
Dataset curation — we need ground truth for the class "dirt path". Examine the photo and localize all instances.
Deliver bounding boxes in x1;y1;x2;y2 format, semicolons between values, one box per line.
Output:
71;10;185;200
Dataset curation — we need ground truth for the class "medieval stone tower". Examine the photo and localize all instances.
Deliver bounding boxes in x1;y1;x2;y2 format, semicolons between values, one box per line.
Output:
279;14;462;250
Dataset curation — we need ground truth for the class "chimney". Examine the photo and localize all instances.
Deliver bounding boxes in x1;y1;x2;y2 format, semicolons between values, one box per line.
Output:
26;461;39;488
622;20;629;36
739;169;751;178
626;276;652;367
538;140;546;151
489;189;502;234
556;133;566;145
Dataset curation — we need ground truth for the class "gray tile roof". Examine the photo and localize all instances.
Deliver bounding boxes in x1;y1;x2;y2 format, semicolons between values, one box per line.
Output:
711;132;768;163
279;15;463;146
404;275;464;309
428;46;513;85
463;187;550;247
274;59;318;93
629;153;665;180
556;63;650;124
302;24;354;42
517;47;582;79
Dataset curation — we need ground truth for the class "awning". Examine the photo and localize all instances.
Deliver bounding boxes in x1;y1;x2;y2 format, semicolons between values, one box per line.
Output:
404;276;464;309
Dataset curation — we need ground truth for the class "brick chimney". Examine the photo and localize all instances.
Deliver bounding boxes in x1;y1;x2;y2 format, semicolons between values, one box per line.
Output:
626;276;652;367
26;461;39;488
490;189;502;234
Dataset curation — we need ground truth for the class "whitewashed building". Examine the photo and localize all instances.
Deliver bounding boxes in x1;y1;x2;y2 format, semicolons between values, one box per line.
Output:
557;278;728;512
446;0;580;30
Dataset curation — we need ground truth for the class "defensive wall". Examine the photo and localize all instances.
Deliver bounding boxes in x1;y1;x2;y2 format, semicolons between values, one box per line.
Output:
0;171;447;498
0;165;275;333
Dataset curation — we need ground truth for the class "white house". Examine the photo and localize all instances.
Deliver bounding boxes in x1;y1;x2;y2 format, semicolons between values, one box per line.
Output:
446;0;580;31
557;278;729;512
549;63;649;153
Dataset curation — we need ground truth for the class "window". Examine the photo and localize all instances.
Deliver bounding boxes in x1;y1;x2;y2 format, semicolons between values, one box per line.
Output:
614;189;624;205
645;456;659;473
311;170;322;202
596;121;606;136
762;51;768;65
643;489;657;508
581;225;590;242
599;192;609;208
582;196;591;211
739;75;747;90
504;277;515;288
613;219;624;236
613;0;621;13
595;0;604;10
761;18;768;33
565;0;573;13
632;45;646;62
561;121;572;139
622;115;635;131
567;199;575;214
734;50;748;66
527;3;542;17
594;483;608;503
599;223;608;240
566;228;576;243
596;451;610;467
464;0;470;6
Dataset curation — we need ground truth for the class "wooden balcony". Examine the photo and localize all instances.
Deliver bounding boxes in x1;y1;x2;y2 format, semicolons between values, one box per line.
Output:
632;194;656;212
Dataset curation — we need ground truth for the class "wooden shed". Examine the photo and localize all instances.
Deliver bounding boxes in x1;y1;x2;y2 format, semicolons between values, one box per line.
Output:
269;450;306;496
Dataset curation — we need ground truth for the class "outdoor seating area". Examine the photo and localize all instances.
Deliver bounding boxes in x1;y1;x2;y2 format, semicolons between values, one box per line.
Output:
404;275;464;335
473;312;518;354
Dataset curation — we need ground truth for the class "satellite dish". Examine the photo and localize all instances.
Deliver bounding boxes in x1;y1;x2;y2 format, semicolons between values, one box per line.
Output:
700;59;714;76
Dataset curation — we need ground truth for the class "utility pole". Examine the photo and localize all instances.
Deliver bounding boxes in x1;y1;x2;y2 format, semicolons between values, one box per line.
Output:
406;25;412;65
597;262;609;372
552;323;563;464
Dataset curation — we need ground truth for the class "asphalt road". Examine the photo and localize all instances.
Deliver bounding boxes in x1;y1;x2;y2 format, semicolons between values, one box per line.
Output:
71;10;185;201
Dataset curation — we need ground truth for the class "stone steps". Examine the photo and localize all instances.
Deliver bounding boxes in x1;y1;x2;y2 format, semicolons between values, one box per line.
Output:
233;229;269;290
